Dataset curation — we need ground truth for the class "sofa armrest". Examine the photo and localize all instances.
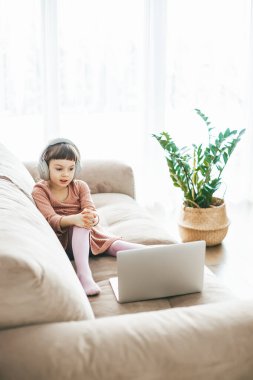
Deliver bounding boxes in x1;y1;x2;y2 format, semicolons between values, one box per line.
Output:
1;300;253;380
24;159;135;198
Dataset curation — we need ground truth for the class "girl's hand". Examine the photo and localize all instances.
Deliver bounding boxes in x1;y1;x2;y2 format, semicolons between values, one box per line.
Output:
60;212;98;229
81;208;99;229
72;213;88;228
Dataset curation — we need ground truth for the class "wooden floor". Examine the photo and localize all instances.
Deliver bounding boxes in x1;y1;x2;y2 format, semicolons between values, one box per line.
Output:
158;201;253;300
205;201;253;299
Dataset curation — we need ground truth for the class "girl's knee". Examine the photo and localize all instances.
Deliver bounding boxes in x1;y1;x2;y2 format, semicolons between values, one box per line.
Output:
73;226;90;236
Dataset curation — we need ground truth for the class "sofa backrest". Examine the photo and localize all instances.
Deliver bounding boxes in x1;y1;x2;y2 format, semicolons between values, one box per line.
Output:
0;143;35;200
24;159;136;199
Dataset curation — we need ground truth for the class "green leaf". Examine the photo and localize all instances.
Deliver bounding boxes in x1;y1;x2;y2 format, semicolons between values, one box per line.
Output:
224;128;230;138
218;132;223;141
238;129;246;137
223;152;228;164
210;144;217;155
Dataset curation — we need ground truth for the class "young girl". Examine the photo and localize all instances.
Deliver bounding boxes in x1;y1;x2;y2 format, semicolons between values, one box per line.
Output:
32;138;143;296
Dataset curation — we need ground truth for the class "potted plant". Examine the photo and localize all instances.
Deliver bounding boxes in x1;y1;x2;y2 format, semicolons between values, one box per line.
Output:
153;109;245;246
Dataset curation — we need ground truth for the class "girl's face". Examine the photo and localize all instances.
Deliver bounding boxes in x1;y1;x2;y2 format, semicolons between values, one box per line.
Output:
48;159;76;188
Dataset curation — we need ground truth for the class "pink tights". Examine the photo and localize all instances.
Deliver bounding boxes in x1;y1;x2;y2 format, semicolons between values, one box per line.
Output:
107;239;144;257
71;227;100;296
71;226;144;296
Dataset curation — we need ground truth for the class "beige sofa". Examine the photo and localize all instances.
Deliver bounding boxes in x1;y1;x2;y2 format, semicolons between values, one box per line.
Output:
0;142;253;380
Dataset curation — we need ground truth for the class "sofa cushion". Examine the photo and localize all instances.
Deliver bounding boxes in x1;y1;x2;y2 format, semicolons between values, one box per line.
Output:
0;142;35;199
0;179;94;329
93;193;176;245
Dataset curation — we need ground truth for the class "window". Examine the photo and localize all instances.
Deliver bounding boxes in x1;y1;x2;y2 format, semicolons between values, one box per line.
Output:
0;0;252;204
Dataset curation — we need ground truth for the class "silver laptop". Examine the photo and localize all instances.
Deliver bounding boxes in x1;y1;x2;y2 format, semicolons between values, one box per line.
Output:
109;240;205;303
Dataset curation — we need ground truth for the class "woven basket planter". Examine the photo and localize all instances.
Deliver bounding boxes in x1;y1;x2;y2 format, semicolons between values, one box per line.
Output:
178;198;230;246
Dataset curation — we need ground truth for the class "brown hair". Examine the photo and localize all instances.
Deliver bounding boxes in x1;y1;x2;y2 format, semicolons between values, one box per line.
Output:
43;143;80;165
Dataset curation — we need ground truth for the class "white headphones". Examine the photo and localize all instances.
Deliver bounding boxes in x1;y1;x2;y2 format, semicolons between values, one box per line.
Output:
38;138;81;180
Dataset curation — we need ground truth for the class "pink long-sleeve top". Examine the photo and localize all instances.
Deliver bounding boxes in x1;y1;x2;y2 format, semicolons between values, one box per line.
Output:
32;179;118;255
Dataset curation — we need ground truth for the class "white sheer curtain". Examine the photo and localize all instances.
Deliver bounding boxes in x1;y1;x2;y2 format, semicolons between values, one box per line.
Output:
164;0;253;206
0;0;253;207
0;0;44;159
0;0;146;168
57;0;145;173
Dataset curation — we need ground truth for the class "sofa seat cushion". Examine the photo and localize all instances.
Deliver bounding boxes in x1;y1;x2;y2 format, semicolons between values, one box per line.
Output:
88;255;235;318
92;193;176;245
0;179;94;330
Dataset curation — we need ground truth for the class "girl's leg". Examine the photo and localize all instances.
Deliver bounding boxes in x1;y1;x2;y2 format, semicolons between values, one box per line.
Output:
72;226;101;296
107;240;145;257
